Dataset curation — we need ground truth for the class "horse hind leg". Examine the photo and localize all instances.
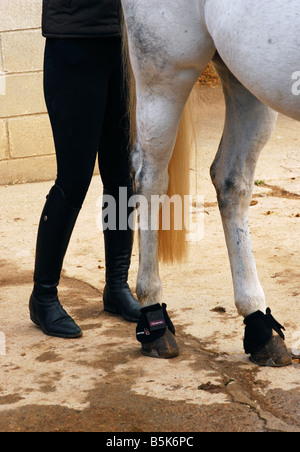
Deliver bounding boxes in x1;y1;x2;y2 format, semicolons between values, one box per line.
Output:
132;85;196;359
131;57;210;357
211;54;292;367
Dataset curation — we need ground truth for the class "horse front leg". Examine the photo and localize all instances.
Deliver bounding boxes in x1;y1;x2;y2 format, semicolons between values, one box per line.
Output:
211;55;292;366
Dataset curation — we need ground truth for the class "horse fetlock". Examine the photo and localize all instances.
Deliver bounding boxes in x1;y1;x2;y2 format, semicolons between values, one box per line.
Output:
235;293;266;319
136;280;162;306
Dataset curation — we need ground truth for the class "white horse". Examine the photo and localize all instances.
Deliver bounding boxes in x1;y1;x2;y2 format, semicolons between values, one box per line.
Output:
121;0;299;366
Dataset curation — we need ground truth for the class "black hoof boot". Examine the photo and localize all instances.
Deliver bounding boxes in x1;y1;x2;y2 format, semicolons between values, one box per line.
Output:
137;303;179;359
244;308;292;367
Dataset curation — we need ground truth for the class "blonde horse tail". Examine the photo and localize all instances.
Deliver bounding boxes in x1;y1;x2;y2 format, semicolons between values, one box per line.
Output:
158;94;196;264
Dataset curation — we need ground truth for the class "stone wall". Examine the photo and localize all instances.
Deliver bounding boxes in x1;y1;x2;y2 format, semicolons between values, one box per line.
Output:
0;0;56;185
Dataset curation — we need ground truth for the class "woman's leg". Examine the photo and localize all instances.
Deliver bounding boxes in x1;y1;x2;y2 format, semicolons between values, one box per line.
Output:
30;38;113;337
98;39;141;323
30;185;82;338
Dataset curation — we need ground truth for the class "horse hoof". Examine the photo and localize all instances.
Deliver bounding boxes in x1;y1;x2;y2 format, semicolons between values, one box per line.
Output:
141;329;179;359
249;335;292;367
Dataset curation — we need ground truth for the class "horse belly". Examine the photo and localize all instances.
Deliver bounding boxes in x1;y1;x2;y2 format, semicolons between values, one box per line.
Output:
205;0;300;121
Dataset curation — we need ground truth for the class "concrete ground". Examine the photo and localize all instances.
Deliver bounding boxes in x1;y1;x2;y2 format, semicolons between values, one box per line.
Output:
0;86;299;432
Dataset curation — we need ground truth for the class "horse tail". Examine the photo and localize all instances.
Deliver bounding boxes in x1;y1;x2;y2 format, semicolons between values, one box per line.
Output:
158;95;196;263
122;17;197;264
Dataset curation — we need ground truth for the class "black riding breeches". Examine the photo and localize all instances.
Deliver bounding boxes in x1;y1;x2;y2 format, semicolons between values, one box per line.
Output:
43;37;131;208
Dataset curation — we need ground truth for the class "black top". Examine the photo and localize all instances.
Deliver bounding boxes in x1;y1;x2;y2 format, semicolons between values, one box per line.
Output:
42;0;121;38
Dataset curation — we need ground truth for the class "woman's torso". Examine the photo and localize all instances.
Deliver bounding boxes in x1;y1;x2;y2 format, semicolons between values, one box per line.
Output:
42;0;121;38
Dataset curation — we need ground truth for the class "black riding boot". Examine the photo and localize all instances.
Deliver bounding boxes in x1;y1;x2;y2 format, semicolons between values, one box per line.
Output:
29;185;82;338
102;187;141;323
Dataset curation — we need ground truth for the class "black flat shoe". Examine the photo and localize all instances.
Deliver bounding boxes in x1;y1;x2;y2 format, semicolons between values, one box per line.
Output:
103;284;141;323
29;293;82;339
